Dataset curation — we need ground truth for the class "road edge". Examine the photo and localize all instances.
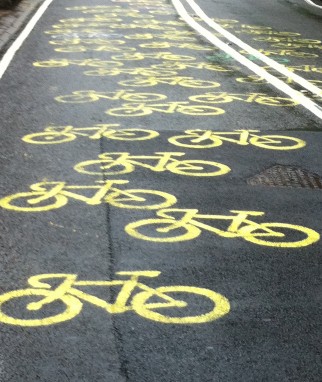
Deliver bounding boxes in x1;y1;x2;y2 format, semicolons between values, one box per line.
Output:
0;0;43;55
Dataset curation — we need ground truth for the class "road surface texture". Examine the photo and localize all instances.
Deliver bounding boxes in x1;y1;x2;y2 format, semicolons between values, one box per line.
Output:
0;0;321;381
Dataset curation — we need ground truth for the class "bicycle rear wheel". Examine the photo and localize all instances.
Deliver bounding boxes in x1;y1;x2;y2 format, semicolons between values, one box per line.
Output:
74;159;132;175
125;218;200;242
0;289;82;326
132;286;230;324
180;79;221;88
107;106;152;117
168;135;222;149
180;105;225;116
0;192;68;212
109;129;159;141
22;132;75;145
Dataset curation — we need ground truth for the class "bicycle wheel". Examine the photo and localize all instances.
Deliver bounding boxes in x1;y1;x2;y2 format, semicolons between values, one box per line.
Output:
179;105;225;116
123;93;167;102
0;289;82;326
107;106;152;117
112;53;143;60
74;159;133;175
55;92;97;103
88;60;123;68
255;97;298;106
125;218;200;242
84;69;117;76
163;54;195;61
55;46;86;52
168;135;222;149
132;286;230;324
168;160;230;176
107;189;177;210
33;60;68;67
139;70;178;77
0;191;68;212
250;135;306;150
180;79;221;88
118;79;157;87
189;94;230;103
239;223;320;248
22;132;76;145
109;129;159;141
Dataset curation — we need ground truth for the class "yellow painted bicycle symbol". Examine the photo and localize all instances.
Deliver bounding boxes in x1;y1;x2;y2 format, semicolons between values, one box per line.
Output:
49;38;127;46
168;130;306;150
0;180;177;212
34;58;124;69
124;32;195;41
151;61;235;72
22;124;159;144
189;92;299;106
138;42;213;51
125;208;320;247
106;101;225;117
74;152;231;177
118;76;221;88
0;272;230;326
55;89;167;103
110;51;196;61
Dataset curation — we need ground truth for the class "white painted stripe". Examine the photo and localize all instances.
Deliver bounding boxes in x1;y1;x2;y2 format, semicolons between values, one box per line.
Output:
171;0;322;119
304;0;322;9
0;0;54;80
186;0;322;97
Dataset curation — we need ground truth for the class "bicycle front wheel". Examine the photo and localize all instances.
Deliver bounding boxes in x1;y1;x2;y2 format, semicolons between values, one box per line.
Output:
0;191;68;212
168;135;222;149
125;218;200;242
250;135;306;150
240;223;320;248
22;132;76;145
107;189;177;210
0;289;82;326
168;160;230;176
132;286;230;324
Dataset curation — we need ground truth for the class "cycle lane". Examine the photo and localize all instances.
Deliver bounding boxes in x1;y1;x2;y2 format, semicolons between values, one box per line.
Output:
0;0;322;381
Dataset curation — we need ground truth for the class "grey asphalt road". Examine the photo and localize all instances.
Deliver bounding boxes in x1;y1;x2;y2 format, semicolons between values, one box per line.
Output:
0;0;321;381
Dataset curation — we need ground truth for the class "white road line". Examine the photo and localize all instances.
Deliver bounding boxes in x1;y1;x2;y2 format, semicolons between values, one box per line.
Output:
171;0;322;120
186;0;322;97
304;0;322;9
0;0;54;80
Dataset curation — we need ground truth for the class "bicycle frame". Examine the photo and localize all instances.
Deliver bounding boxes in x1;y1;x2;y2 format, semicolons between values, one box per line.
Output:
43;124;121;139
24;180;130;206
114;102;191;113
97;152;187;171
179;129;262;145
25;271;185;314
155;208;285;238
